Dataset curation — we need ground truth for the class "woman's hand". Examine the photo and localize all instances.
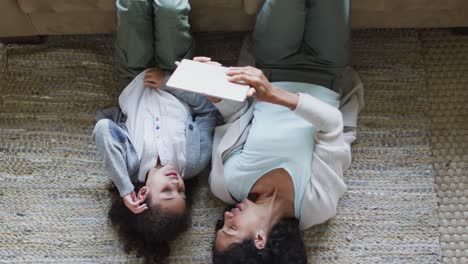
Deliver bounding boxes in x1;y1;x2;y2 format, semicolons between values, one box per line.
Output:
144;67;165;89
226;66;299;109
226;66;273;102
123;191;148;214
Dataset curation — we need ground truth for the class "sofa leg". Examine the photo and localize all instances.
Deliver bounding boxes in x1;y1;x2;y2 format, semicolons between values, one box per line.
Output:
0;36;47;45
452;27;468;35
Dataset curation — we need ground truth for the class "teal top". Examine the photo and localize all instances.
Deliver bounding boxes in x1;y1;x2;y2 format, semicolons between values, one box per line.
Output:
224;82;339;218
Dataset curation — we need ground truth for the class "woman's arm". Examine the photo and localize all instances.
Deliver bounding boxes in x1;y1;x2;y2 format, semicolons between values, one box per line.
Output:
226;66;343;133
293;93;343;133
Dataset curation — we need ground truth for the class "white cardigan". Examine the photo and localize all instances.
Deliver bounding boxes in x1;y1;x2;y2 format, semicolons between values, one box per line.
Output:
209;68;364;230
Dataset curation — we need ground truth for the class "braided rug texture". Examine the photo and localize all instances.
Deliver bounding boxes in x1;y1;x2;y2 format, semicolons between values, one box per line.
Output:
421;30;468;264
0;30;445;263
303;29;440;263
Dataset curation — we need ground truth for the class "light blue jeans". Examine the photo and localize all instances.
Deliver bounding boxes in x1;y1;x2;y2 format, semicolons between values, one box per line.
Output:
93;118;139;197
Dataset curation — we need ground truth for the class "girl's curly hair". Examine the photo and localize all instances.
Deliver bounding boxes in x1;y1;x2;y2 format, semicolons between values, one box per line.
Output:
108;180;194;263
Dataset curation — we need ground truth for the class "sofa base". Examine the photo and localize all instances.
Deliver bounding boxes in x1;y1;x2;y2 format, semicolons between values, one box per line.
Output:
0;36;47;44
452;27;468;35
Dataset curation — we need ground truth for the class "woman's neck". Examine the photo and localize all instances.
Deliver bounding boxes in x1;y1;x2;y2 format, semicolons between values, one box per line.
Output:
249;168;296;221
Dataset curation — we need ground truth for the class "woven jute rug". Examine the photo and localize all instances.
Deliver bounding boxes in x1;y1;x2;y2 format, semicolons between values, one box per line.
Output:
0;30;446;263
305;29;440;263
421;30;468;264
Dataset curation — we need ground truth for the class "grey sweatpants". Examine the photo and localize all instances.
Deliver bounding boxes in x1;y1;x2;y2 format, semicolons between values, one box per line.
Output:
252;0;351;92
115;0;193;81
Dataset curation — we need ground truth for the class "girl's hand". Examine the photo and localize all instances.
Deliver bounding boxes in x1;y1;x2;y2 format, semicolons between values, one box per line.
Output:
175;56;222;67
123;191;148;214
193;56;221;66
144;67;165;89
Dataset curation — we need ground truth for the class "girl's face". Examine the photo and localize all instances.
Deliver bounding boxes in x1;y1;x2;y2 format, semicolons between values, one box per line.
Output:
141;164;186;215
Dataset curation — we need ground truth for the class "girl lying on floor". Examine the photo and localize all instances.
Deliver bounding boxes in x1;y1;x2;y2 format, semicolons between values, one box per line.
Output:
93;0;219;262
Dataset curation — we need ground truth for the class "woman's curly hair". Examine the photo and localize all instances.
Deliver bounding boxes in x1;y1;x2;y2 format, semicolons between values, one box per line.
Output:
212;213;307;264
108;180;194;263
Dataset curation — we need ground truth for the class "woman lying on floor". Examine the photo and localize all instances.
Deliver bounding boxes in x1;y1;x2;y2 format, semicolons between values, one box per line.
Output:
209;0;364;263
93;0;219;262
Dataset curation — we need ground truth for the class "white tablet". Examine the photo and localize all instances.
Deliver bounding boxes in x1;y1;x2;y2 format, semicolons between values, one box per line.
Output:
166;59;250;102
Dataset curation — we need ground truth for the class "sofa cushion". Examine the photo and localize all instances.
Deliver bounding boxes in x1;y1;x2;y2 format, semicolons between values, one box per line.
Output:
17;0;250;33
29;11;116;35
0;0;36;36
17;0;115;13
350;0;468;28
381;0;465;11
17;0;244;14
243;0;264;15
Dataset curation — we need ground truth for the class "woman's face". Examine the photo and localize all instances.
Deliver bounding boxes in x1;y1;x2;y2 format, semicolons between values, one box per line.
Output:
144;165;186;215
215;199;268;251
